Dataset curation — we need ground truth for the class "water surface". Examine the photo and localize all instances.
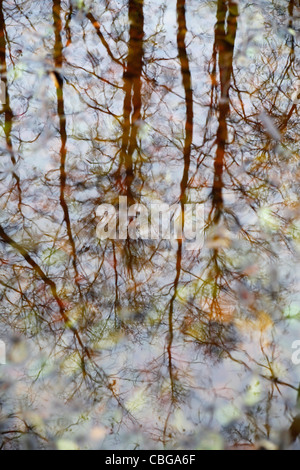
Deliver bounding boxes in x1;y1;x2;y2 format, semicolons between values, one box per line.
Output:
0;0;300;450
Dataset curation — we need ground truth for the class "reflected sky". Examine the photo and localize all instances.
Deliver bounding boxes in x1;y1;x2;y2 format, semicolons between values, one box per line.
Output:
0;0;300;450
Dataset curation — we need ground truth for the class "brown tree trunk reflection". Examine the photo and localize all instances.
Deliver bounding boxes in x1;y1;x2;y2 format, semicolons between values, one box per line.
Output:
164;0;194;441
65;0;73;47
212;0;238;223
53;0;81;289
0;0;22;209
177;0;194;205
120;0;144;201
114;0;145;294
0;0;12;151
288;0;296;24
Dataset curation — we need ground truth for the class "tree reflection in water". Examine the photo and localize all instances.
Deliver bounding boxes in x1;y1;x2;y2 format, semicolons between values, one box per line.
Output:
0;0;299;450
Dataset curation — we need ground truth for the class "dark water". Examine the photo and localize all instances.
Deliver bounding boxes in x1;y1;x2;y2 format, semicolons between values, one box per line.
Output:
0;0;300;450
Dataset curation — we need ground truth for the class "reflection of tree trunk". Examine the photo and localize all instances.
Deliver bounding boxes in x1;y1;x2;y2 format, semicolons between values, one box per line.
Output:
65;0;73;47
288;0;296;52
163;243;181;445
0;0;22;207
0;1;12;151
177;0;194;206
120;0;144;202
277;0;298;132
167;246;182;399
288;0;295;21
167;0;194;380
164;1;194;434
53;0;81;288
212;0;238;222
111;0;145;309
